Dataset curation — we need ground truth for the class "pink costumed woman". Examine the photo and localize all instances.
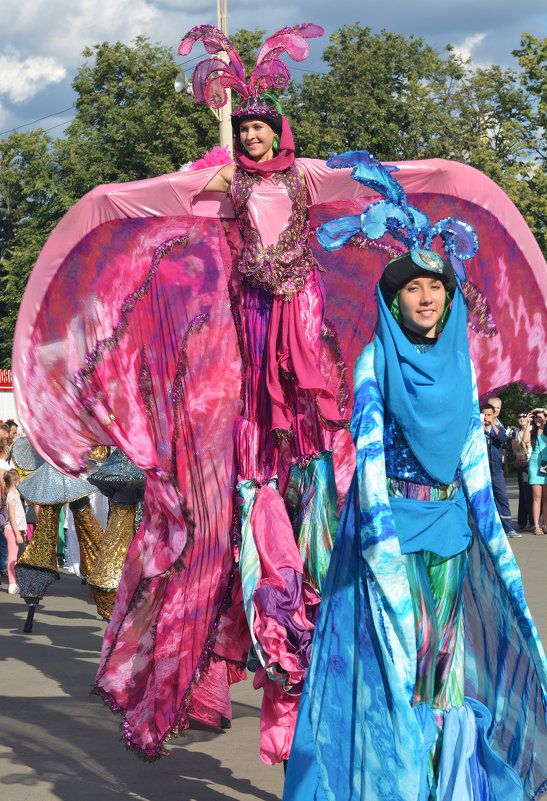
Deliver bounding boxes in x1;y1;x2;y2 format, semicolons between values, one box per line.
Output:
14;23;374;767
181;24;355;763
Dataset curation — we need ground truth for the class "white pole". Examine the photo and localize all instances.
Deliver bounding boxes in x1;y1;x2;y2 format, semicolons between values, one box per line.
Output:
217;0;233;157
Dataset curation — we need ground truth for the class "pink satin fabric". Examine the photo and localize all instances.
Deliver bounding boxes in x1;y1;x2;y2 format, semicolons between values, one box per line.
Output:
250;484;317;764
267;269;347;432
244;178;294;247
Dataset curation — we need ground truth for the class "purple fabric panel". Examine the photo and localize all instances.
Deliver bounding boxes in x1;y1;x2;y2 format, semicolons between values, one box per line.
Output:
255;566;314;672
313;193;547;396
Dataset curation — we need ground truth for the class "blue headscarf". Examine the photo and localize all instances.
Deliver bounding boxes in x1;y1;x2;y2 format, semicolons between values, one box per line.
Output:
374;285;473;485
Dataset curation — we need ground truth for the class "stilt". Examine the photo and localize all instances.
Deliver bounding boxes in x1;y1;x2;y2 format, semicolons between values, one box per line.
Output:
23;603;37;633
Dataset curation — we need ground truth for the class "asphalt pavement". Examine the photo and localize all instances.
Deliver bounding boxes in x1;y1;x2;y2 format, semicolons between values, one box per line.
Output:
0;477;545;801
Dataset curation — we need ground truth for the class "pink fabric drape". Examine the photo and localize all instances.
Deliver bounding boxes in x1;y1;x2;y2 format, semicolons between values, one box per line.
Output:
266;272;348;432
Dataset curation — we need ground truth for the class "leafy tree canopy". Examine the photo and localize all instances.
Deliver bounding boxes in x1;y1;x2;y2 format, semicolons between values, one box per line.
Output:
0;26;546;369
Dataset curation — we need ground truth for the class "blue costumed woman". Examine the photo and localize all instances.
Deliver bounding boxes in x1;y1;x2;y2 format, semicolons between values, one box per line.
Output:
283;153;547;801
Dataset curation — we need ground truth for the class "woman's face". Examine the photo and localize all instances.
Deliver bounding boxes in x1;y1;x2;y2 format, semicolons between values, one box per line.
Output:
239;118;276;163
533;410;546;427
398;275;446;338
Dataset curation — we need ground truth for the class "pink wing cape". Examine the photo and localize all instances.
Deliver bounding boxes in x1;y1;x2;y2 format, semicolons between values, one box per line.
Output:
13;158;547;757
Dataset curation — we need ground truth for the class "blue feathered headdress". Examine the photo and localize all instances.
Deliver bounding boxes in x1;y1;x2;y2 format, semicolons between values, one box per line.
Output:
317;151;478;281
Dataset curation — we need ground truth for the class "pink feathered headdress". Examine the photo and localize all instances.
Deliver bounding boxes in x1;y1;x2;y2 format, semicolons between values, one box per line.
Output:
178;23;324;111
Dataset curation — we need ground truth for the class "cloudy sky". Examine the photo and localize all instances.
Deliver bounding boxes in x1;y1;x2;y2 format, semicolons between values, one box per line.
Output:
1;0;546;138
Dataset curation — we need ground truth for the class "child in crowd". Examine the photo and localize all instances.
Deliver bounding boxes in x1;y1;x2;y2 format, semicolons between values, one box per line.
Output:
4;468;27;593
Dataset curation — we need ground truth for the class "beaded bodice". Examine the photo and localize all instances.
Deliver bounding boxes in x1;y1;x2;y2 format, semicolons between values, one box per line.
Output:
230;164;319;300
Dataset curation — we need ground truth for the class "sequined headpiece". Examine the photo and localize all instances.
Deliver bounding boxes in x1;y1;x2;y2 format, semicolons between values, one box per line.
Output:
178;23;324;121
317;151;478;269
230;94;283;136
317;151;499;337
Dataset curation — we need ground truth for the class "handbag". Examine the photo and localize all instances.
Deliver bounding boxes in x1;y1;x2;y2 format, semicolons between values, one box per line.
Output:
539;460;547;476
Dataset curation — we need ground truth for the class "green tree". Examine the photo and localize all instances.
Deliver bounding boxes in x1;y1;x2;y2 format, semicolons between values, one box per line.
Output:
282;25;466;159
513;33;547;157
57;36;218;200
0;130;71;365
511;34;547;253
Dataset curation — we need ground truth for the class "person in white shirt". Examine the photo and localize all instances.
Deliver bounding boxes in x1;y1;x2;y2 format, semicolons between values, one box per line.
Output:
3;468;27;593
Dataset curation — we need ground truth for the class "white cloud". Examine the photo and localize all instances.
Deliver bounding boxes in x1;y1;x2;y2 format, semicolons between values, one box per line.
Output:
0;0;194;67
0;0;545;135
0;50;66;103
453;32;487;62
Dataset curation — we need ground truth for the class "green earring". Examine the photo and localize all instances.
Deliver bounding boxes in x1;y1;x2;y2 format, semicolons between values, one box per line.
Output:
436;291;452;333
390;294;401;325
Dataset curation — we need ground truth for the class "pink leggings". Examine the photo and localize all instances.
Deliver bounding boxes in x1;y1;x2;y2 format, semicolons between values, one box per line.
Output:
4;526;20;585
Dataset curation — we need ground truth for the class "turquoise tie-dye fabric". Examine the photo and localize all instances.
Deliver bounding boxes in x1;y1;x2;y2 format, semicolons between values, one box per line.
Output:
283;344;547;801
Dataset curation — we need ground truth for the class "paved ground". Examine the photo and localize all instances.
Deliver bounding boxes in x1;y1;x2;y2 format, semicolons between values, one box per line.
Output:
0;477;545;801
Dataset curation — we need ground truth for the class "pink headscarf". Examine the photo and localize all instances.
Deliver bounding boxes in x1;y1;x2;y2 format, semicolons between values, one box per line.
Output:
234;116;295;176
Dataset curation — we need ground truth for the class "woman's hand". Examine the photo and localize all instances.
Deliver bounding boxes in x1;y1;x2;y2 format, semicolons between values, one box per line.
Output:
16;531;24;545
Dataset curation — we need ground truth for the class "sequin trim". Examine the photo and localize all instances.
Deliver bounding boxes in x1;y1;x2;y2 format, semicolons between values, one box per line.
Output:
290;450;326;469
75;235;189;410
314;397;350;432
461;279;497;338
138;346;154;418
321;319;350;416
92;558;238;760
170;313;209;476
171;314;209;414
230;165;319;300
232;99;280;117
273;427;294;442
88;446;110;463
387;476;461;501
344;232;406;259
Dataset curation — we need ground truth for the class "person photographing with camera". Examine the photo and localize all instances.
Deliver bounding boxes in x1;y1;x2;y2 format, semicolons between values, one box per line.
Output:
512;408;534;530
524;407;547;534
481;403;521;538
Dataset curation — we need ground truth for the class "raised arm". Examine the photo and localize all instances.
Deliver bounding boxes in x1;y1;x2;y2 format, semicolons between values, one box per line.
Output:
201;164;235;193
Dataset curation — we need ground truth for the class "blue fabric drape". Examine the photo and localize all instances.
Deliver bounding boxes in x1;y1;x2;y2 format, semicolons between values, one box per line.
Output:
389;484;472;557
374;288;472;485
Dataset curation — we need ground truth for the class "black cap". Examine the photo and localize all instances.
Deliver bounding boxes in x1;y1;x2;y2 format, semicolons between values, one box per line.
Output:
378;249;457;310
